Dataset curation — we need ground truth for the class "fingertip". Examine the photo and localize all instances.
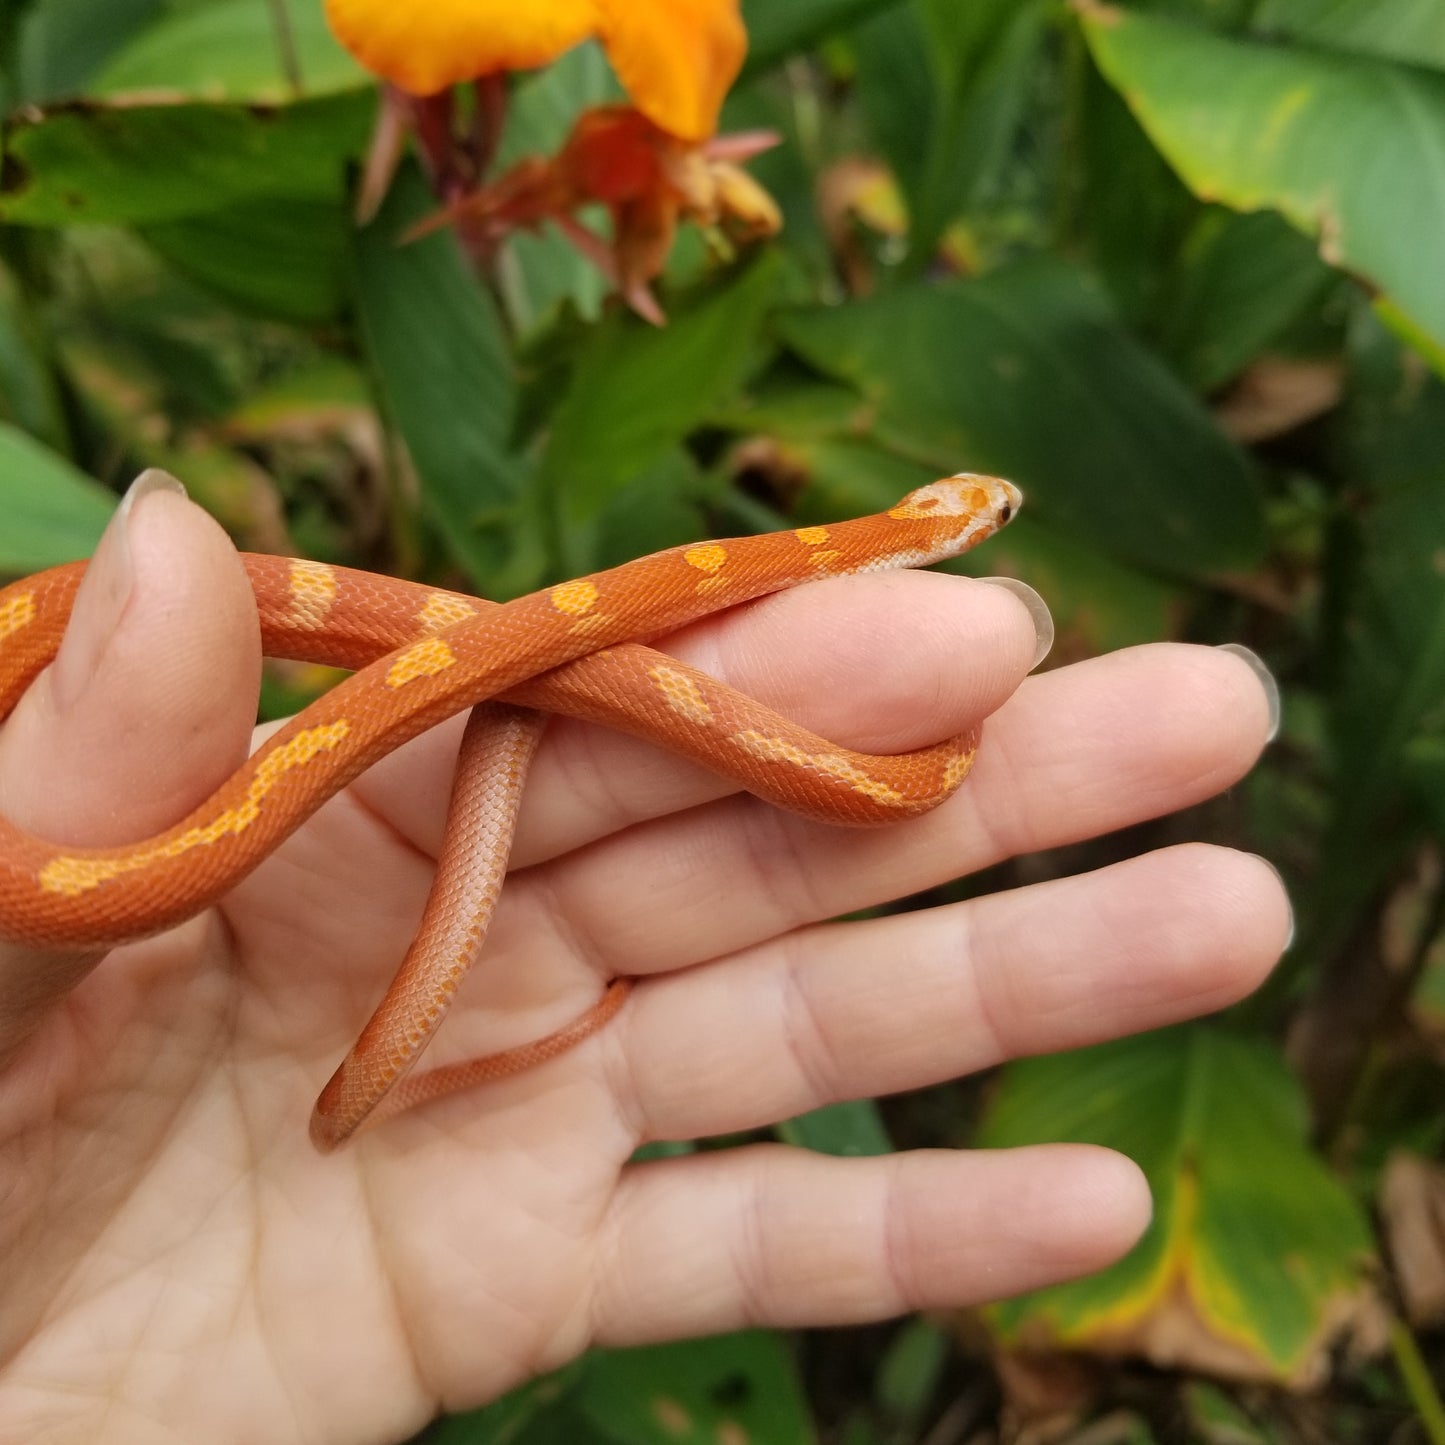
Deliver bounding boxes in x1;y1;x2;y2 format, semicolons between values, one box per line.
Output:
0;482;261;844
977;576;1054;672
993;1143;1153;1284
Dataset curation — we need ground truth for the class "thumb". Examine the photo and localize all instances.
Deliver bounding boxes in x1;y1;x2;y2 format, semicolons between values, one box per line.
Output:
0;471;261;1035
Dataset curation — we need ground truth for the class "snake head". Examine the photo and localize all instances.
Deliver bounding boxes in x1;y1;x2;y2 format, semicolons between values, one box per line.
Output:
887;474;1022;558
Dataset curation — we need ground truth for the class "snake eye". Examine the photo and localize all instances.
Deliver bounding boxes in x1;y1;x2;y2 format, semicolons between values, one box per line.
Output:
999;502;1012;523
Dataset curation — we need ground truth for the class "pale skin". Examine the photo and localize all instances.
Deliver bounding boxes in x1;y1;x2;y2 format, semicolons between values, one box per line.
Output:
0;487;1290;1445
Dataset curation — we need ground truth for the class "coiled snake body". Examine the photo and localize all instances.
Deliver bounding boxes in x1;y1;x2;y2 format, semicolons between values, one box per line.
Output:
0;473;1020;1148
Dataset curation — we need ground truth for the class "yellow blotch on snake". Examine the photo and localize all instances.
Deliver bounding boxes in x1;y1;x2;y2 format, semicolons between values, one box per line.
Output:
732;731;910;807
385;637;456;689
684;544;727;575
419;592;476;632
551;579;600;617
39;721;353;896
794;526;829;546
287;560;338;630
0;591;36;644
648;664;713;725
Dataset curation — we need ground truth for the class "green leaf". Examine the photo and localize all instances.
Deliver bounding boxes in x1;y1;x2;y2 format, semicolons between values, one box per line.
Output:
141;197;349;324
1071;56;1197;329
589;450;707;573
0;90;370;226
1324;474;1445;871
14;0;161;104
92;0;366;102
1313;321;1445;938
978;1028;1376;1386
0;258;64;444
741;0;905;76
0;423;113;570
911;0;1053;266
777;259;1265;576
576;1332;815;1445
776;1098;893;1157
874;1319;948;1428
539;251;780;539
1080;6;1445;365
1254;0;1445;72
352;165;524;587
1154;208;1336;392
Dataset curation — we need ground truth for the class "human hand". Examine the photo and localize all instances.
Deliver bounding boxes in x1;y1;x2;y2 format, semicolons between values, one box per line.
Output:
0;480;1288;1444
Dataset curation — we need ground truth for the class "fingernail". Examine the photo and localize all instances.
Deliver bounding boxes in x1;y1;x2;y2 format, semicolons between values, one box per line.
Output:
1216;643;1280;742
979;577;1054;670
1250;854;1295;950
49;470;187;713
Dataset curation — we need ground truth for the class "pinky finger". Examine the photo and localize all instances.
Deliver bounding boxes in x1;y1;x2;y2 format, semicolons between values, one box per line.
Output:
589;1143;1150;1346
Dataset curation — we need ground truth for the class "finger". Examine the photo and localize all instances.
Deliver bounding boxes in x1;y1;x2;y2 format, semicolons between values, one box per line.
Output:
614;843;1288;1141
517;643;1275;978
0;475;260;1041
346;571;1046;865
591;1143;1149;1344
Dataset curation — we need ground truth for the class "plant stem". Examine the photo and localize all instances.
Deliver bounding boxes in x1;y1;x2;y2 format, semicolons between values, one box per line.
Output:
267;0;303;96
1391;1316;1445;1445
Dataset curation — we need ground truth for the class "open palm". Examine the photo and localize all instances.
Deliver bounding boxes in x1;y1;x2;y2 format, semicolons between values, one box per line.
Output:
0;485;1288;1445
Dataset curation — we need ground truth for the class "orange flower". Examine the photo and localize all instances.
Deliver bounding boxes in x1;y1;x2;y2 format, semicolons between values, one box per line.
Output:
415;106;781;324
325;0;745;142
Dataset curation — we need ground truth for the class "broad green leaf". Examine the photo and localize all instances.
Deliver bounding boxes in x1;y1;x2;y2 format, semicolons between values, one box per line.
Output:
0;258;63;444
1254;0;1445;71
1080;6;1445;365
352;165;523;588
539;250;780;542
589;450;707;573
1310;321;1445;946
1340;312;1445;494
708;378;876;443
92;0;366;101
849;8;937;237
741;0;904;76
978;1028;1375;1386
1071;57;1196;329
576;1332;815;1445
14;0;161;104
0;423;113;570
776;1098;893;1156
0;91;369;225
1154;208;1335;392
874;1319;948;1428
908;0;1053;267
777;259;1265;576
141;198;349;324
1321;475;1445;904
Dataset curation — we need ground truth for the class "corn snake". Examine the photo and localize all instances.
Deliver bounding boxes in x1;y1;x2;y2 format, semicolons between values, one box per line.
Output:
0;473;1020;1150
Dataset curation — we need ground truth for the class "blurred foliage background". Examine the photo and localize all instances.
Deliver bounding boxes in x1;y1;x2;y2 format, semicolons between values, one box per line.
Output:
3;0;1445;1440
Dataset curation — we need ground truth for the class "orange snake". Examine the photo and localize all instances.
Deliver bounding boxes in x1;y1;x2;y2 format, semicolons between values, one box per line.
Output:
0;473;1020;1150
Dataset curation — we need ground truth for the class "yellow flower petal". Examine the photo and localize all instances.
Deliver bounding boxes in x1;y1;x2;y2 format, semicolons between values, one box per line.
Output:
325;0;598;95
595;0;747;142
